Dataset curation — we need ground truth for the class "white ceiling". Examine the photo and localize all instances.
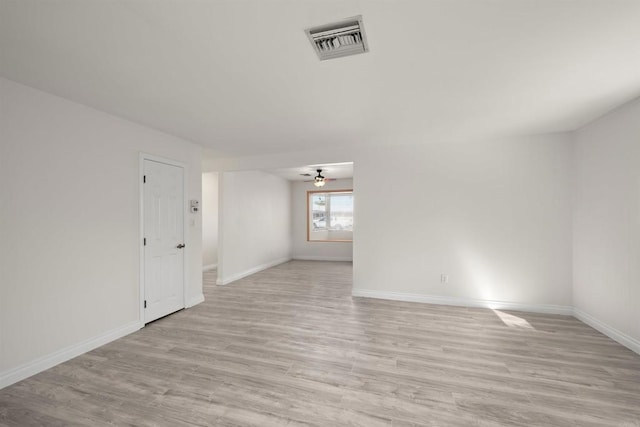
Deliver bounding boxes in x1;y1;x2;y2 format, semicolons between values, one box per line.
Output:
266;162;353;182
2;1;640;158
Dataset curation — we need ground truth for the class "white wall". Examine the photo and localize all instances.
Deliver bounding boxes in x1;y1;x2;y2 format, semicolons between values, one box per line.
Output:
352;135;573;310
208;134;574;311
0;78;203;386
202;172;218;270
572;97;640;350
217;171;292;285
292;179;353;261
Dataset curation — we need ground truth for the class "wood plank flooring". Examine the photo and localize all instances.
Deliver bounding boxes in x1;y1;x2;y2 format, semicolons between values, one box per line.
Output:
1;260;639;426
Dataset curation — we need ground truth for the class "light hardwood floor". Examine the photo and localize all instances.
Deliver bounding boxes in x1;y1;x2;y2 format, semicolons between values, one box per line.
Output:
1;261;639;426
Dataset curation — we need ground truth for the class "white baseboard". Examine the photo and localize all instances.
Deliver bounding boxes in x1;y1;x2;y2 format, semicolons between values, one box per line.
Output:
0;320;141;389
186;293;205;308
202;263;217;272
216;257;292;285
351;289;573;315
293;256;353;262
352;290;640;355
573;308;640;355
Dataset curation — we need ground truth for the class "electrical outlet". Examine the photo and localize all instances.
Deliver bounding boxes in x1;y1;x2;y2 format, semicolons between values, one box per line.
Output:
440;274;449;284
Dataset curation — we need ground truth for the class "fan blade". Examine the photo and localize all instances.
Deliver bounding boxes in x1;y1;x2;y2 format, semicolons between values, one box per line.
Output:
303;178;336;182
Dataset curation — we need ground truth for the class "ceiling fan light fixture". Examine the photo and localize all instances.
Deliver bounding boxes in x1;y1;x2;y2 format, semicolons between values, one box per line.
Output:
313;169;326;187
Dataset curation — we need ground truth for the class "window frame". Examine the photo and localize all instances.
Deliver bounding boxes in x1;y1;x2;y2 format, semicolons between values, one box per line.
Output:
306;189;354;243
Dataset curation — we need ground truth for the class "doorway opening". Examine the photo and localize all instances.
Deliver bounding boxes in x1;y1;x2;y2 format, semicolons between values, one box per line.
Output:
201;172;219;274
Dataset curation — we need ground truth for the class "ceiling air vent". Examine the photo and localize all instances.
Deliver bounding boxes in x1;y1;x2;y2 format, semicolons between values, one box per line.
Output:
305;15;368;61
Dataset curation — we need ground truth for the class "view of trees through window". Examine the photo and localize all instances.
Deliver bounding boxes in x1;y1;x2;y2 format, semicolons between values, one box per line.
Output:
308;190;353;242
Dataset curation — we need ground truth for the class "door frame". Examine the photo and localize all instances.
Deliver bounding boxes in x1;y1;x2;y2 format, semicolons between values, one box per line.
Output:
139;152;188;327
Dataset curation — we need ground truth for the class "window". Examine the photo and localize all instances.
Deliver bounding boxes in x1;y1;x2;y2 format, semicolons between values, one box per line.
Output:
307;189;353;242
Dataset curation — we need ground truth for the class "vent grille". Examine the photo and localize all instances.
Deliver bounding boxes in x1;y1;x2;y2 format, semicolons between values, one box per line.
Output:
306;16;368;61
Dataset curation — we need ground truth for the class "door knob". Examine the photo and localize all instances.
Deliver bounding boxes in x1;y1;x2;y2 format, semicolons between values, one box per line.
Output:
176;243;186;249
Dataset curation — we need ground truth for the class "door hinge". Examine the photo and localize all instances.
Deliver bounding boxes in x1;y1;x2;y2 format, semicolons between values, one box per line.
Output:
144;300;147;309
143;175;146;183
143;238;146;246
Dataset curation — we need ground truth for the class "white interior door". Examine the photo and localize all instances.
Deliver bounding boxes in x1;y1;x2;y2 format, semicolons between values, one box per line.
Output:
143;159;185;323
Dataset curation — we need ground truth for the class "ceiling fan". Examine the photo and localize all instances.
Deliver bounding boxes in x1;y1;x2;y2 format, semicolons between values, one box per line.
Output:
301;169;336;187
